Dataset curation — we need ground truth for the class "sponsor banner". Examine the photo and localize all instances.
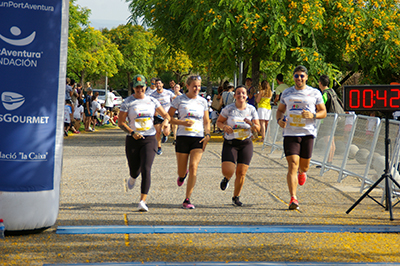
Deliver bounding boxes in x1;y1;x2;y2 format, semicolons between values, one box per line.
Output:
0;0;64;192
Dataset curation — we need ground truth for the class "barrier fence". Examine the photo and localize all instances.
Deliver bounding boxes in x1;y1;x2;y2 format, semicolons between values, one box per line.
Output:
262;107;400;198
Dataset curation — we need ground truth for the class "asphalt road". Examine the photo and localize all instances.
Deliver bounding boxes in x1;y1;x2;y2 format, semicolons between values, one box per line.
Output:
1;127;400;265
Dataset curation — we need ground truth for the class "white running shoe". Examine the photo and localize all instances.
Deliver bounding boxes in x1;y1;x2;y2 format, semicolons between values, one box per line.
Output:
126;177;136;190
138;200;149;212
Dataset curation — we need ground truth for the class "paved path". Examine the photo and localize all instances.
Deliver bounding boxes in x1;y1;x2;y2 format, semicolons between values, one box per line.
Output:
2;128;400;265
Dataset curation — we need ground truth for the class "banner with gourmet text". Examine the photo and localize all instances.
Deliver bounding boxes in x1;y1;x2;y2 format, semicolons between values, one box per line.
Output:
0;0;67;192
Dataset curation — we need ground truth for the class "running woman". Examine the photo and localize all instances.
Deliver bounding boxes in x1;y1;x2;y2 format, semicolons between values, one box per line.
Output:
276;65;326;210
216;86;260;206
118;74;171;212
168;75;211;209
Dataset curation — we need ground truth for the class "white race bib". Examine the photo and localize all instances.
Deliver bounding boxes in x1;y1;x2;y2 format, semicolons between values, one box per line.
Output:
288;111;306;127
134;117;152;131
184;119;202;133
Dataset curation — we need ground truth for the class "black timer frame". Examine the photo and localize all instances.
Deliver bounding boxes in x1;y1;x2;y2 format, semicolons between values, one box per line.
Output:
344;85;400;220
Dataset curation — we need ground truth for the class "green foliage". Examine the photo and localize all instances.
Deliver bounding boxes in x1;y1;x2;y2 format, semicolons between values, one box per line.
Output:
67;1;123;85
128;0;400;85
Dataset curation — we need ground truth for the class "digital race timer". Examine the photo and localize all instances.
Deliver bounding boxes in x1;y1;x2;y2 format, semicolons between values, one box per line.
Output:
343;85;400;111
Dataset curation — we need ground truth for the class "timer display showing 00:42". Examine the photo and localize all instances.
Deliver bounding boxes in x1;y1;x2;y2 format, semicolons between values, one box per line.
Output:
343;85;400;111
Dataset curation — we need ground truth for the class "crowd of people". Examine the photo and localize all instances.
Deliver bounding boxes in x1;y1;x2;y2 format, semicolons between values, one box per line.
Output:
64;79;119;137
66;65;330;212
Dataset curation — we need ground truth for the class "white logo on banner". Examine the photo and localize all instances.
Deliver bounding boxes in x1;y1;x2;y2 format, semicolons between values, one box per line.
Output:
1;91;25;111
0;26;36;46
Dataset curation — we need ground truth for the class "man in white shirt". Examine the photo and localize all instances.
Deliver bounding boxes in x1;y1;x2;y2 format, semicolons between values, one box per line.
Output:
151;79;175;155
105;88;116;111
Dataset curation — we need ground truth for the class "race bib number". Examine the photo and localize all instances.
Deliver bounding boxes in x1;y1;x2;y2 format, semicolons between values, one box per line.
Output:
134;117;152;131
289;112;306;127
233;129;250;140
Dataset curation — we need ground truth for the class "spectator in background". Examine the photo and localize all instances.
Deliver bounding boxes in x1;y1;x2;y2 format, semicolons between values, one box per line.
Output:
245;78;256;108
91;91;101;129
76;83;83;100
273;74;289;105
84;87;93;132
105;87;116;111
256;80;273;142
65;78;72;102
73;98;84;132
220;83;235;108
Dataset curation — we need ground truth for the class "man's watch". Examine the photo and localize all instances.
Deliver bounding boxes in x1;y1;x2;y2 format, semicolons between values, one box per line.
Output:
130;131;135;137
313;113;317;119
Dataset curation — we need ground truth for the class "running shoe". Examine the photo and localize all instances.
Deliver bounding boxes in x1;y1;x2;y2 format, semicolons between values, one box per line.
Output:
64;130;68;136
138;200;149;212
161;133;168;143
182;198;195;209
289;197;299;210
298;172;307;186
177;170;189;187
232;196;243;207
126;177;136;190
220;177;230;191
156;147;163;155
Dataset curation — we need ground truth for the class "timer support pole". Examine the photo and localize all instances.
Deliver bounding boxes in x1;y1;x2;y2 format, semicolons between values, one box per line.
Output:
346;112;400;220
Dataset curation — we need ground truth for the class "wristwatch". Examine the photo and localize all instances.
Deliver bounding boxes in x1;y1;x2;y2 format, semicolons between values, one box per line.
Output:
313;113;317;119
130;131;135;137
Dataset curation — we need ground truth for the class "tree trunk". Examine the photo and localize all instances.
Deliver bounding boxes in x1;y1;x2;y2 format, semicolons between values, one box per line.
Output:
251;51;261;91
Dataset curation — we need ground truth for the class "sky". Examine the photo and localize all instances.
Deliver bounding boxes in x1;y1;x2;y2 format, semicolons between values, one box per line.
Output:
75;0;132;30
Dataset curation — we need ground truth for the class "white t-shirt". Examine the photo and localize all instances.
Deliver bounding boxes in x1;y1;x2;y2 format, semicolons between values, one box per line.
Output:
171;94;208;137
64;105;72;123
145;87;157;96
220;103;259;140
73;105;84;120
280;85;323;137
91;100;101;115
151;89;175;112
120;95;161;136
105;91;115;108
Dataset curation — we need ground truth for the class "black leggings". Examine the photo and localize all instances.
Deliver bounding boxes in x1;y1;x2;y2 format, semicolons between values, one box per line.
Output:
125;135;157;195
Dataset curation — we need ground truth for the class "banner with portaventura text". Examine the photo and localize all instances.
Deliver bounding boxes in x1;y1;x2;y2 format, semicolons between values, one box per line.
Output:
0;0;68;230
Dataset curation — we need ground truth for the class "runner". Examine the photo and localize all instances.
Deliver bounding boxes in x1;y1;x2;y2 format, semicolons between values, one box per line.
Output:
216;85;260;206
118;74;171;212
168;75;211;209
151;79;175;155
276;65;326;210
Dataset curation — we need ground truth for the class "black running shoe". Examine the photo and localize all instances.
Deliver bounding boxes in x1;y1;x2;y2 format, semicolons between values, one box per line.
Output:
220;177;229;190
232;196;243;207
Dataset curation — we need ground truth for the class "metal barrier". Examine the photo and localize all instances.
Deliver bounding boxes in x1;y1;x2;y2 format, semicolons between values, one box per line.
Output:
262;107;284;154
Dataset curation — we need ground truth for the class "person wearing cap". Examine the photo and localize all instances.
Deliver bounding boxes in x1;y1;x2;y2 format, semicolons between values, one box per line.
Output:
168;75;211;209
276;65;326;210
118;74;171;212
217;85;260;207
151;79;175;155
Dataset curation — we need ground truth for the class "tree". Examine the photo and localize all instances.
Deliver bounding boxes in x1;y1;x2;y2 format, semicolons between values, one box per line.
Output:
67;0;123;86
102;24;156;91
128;0;400;87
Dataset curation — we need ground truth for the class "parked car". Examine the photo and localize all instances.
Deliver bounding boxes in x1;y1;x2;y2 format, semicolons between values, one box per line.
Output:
93;89;123;108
